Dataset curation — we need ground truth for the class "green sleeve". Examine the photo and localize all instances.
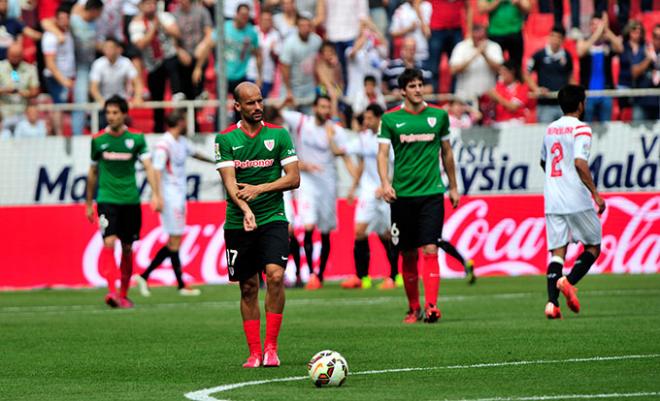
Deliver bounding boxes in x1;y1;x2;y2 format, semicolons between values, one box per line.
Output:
215;134;234;168
440;111;450;140
278;129;297;165
90;137;100;163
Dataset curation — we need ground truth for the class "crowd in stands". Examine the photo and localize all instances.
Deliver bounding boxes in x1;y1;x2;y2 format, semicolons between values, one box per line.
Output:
0;0;658;137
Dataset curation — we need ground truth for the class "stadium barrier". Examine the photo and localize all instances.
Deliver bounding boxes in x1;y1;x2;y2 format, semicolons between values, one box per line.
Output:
0;121;657;289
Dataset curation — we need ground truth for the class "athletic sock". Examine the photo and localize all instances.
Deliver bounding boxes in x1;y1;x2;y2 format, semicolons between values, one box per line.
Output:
289;234;301;278
100;247;118;293
401;253;420;310
265;312;283;351
303;230;314;276
567;251;596;285
170;249;185;289
438;240;465;266
142;245;170;279
547;256;564;306
353;238;370;279
119;250;133;298
318;233;331;282
380;236;399;280
421;253;440;307
242;320;262;356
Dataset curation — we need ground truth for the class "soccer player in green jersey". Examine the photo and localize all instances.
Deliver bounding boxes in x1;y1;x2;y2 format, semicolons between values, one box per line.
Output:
85;95;161;308
216;82;300;368
377;68;460;324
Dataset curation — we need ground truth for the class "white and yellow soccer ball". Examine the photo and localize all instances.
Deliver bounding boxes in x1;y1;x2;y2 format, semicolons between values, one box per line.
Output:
307;350;348;387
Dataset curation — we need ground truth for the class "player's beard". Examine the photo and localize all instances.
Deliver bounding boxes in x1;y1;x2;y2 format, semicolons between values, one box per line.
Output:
244;110;263;124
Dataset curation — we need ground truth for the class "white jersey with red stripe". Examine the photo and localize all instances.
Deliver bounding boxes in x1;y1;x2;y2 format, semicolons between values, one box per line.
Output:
153;132;194;194
541;116;594;214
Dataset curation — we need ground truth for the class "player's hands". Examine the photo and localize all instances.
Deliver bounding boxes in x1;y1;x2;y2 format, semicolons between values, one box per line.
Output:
151;195;163;212
237;183;263;202
381;183;396;203
448;188;460;209
346;185;357;205
85;203;96;224
243;209;257;231
594;194;606;214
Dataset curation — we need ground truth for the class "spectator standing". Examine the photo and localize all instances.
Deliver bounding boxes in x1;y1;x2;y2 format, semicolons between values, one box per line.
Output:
0;42;39;131
449;24;503;105
280;12;322;109
43;5;76;136
315;41;344;115
369;0;388;36
487;60;530;127
630;24;660;121
272;0;298;39
525;26;574;123
426;0;472;93
294;0;316;18
129;0;182;133
345;19;388;101
13;103;47;138
223;4;261;94
70;0;103;136
174;0;212;101
619;21;646;117
538;0;581;40
223;0;255;20
446;98;481;129
577;14;623;123
382;37;433;95
247;8;281;98
0;0;24;60
477;0;530;69
352;75;387;116
95;0;124;43
390;0;432;64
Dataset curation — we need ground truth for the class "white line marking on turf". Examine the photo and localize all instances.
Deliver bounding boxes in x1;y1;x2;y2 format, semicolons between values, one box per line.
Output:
439;392;660;401
183;354;660;401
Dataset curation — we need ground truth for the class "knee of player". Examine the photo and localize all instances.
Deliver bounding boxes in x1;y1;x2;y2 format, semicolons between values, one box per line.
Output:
354;229;368;241
240;280;260;300
121;243;133;254
266;267;285;286
421;244;438;256
103;236;118;249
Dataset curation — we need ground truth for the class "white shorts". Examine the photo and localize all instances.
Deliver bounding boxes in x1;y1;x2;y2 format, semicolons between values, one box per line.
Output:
545;210;602;250
355;195;390;236
161;192;186;235
299;175;336;232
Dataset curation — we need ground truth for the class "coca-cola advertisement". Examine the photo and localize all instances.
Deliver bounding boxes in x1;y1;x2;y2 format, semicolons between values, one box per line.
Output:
1;193;658;290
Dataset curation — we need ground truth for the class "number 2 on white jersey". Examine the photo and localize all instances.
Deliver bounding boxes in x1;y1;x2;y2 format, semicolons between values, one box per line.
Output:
550;142;563;177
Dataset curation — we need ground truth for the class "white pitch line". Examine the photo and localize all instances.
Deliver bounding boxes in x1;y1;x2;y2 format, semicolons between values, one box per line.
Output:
183;354;660;401
439;392;660;401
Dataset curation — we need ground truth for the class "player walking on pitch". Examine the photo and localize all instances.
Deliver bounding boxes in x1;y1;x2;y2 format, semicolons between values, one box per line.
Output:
216;82;300;367
377;68;460;324
86;95;161;308
134;111;214;297
541;84;605;319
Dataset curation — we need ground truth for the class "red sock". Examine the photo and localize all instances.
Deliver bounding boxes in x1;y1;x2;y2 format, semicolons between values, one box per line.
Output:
422;253;440;307
265;312;283;351
243;320;262;356
401;253;420;310
119;251;133;298
100;248;118;293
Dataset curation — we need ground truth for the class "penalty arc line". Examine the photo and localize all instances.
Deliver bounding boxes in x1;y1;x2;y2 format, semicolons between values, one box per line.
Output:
183;353;660;401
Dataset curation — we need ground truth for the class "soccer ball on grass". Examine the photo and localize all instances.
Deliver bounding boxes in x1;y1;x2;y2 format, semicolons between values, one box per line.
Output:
307;350;348;387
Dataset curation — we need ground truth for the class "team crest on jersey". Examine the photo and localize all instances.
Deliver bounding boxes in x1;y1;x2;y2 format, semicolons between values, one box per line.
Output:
125;138;135;149
427;117;437;128
264;139;275;151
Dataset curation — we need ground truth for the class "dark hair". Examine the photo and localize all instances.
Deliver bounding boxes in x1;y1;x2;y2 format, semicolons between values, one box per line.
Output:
365;103;384;118
56;3;71;14
85;0;104;11
166;110;185;128
557;84;586;114
501;60;521;82
320;41;334;52
551;25;566;37
105;36;123;48
397;68;424;90
364;75;377;85
313;94;332;106
104;95;129;114
236;3;250;13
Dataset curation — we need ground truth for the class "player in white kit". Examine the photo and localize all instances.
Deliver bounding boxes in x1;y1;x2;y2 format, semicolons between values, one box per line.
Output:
134;111;214;296
340;104;402;290
540;85;606;319
282;95;355;290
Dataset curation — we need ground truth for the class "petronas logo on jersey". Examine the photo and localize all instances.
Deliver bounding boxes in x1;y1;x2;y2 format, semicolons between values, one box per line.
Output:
264;139;275;151
427;117;437;128
125;138;135;149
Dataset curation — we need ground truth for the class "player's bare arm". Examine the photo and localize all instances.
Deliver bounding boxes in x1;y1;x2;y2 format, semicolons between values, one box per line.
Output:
236;161;301;202
575;159;606;214
348;157;365;203
192;152;216;164
142;158;163;212
219;166;256;231
441;139;460;208
377;142;396;202
325;123;345;157
85;164;98;223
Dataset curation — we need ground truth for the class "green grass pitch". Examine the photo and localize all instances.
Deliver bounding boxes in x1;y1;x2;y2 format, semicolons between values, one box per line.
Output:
2;275;659;400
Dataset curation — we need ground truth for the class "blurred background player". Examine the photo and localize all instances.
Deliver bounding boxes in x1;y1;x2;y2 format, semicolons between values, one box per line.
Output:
134;111;214;297
541;84;606;320
216;82;300;368
281;95;356;290
378;68;460;324
85;95;161;309
341;104;401;290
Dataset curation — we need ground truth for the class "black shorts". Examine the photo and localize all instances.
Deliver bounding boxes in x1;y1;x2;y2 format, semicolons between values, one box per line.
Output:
224;221;289;282
97;203;142;244
390;194;445;251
